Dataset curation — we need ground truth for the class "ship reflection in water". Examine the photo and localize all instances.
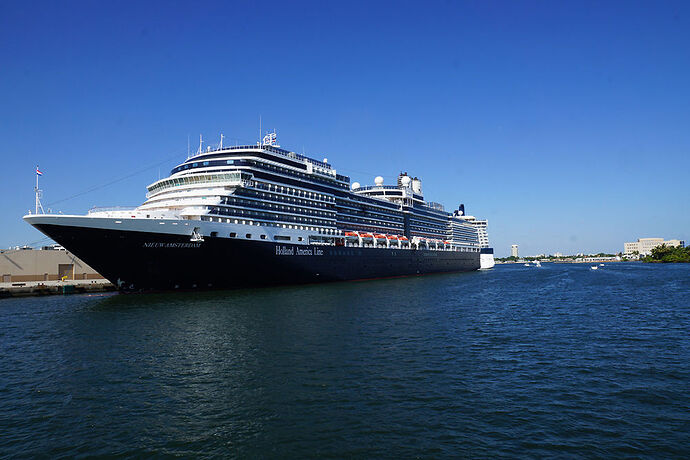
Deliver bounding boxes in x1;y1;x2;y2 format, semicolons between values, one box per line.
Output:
1;263;689;457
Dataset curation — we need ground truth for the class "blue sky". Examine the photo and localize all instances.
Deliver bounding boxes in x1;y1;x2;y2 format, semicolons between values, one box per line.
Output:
1;0;688;257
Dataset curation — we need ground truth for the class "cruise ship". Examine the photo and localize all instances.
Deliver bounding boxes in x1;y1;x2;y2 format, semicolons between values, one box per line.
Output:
24;133;494;290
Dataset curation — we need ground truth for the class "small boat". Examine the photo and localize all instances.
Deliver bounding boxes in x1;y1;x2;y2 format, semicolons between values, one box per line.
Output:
599;263;604;266
590;265;598;270
524;263;530;267
534;261;541;267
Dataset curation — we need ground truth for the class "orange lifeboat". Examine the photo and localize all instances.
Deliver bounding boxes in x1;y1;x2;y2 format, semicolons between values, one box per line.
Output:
374;234;386;240
360;233;374;239
386;235;399;240
399;236;409;241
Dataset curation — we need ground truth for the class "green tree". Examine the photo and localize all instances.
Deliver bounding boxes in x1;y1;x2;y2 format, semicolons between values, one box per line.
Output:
644;244;690;263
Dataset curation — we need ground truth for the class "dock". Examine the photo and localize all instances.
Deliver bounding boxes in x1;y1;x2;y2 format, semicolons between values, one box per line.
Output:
0;279;116;298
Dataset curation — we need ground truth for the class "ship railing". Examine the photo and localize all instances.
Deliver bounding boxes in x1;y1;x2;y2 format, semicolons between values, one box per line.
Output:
426;201;445;211
88;206;138;214
187;144;337;172
355;185;402;192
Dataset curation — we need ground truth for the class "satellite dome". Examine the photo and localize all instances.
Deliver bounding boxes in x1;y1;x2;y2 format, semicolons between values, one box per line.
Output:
351;182;361;190
401;175;412;186
374;176;384;186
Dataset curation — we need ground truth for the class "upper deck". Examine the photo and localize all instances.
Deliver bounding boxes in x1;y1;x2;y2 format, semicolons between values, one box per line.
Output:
170;144;351;184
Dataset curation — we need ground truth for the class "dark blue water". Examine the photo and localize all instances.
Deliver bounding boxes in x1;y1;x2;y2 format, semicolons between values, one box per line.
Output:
1;263;689;457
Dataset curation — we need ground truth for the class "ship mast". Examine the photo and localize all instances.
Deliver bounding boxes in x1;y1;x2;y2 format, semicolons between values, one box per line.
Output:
34;165;44;215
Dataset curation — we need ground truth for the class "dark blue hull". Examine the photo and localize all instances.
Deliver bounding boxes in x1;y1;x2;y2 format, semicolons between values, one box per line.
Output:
33;224;481;290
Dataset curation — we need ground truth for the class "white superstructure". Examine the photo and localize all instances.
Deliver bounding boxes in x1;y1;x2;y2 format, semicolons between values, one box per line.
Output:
27;133;492;257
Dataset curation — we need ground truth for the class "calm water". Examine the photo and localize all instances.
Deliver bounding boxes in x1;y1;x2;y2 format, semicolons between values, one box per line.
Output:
1;263;689;458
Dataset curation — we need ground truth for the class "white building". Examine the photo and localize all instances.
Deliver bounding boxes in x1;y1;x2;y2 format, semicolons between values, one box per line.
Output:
624;238;685;256
511;244;519;258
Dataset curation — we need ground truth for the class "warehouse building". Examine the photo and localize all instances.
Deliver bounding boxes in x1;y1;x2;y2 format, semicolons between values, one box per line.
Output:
0;246;103;283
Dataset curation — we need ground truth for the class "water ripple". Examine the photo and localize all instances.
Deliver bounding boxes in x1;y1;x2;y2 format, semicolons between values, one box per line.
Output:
1;263;689;457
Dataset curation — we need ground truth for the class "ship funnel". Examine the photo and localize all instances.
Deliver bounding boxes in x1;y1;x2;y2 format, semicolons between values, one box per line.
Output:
459;204;465;216
412;178;422;194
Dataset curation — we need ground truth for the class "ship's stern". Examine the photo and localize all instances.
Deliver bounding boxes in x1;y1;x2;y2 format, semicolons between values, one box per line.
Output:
480;247;495;270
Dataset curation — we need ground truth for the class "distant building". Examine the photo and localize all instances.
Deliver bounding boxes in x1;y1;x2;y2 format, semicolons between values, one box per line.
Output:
553;252;563;258
511;244;519;258
624;238;685;256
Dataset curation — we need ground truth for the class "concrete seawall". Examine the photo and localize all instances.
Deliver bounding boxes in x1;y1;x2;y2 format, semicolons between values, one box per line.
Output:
0;279;115;298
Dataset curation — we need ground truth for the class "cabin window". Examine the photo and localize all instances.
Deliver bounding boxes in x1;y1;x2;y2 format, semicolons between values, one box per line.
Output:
210;232;218;237
229;232;237;237
260;235;267;240
274;235;291;241
298;237;303;242
246;234;251;238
